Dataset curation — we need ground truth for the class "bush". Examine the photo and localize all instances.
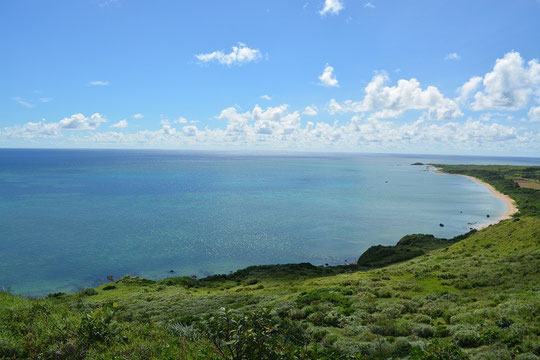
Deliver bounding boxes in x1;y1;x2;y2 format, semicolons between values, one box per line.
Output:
243;279;259;286
295;288;352;308
198;307;309;358
161;276;199;288
411;340;468;359
413;324;435;338
102;285;116;290
454;330;481;348
78;302;121;345
80;288;98;296
495;317;514;328
393;338;413;357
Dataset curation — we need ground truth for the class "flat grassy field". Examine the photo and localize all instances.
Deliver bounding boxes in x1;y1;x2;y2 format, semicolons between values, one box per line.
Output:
1;165;539;359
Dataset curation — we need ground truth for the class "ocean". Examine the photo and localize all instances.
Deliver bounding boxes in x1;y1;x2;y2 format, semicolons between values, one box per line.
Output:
0;149;538;296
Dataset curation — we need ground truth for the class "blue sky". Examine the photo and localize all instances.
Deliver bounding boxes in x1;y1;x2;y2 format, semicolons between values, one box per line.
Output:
1;0;539;155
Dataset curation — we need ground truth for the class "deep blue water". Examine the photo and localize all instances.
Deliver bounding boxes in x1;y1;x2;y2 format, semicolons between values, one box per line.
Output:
0;149;538;296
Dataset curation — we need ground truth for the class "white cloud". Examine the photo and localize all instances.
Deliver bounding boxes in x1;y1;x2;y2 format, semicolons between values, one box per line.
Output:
303;105;318;116
39;97;53;103
176;117;188;124
458;76;482;103
133;113;144;119
328;72;462;120
111;119;128;129
318;64;339;87
528;106;540;122
364;2;375;8
182;125;198;136
445;52;461;61
260;94;272;100
57;107;534;155
471;51;540;110
89;80;109;86
196;42;262;66
0;113;106;139
320;0;344;15
1;120;60;139
11;97;35;108
59;113;106;130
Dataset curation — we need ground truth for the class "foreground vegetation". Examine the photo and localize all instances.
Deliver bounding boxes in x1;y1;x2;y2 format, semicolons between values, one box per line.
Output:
1;165;539;359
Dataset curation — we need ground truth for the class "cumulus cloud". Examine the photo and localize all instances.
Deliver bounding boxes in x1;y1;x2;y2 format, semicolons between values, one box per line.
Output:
364;2;375;8
59;113;106;130
319;64;339;87
0;113;106;139
196;43;262;66
57;106;534;155
528;106;540;122
320;0;344;15
458;76;482;103
303;105;318;116
470;51;540;110
260;94;272;100
111;119;128;129
328;73;462;120
133;113;144;119
1;120;61;139
445;52;461;61
89;80;109;86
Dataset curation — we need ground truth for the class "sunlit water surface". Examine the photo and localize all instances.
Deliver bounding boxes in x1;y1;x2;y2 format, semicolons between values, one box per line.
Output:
0;149;538;296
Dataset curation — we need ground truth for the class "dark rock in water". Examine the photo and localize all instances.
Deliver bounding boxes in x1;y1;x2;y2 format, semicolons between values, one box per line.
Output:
513;218;520;222
470;227;474;230
385;180;388;183
411;162;424;165
460;211;463;213
486;214;490;218
191;274;198;279
169;269;175;273
439;223;444;227
106;275;114;282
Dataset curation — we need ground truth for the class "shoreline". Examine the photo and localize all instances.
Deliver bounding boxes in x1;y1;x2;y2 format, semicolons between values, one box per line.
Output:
427;165;518;230
459;175;518;229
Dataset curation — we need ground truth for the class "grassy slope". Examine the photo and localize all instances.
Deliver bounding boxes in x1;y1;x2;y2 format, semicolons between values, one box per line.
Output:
1;166;539;359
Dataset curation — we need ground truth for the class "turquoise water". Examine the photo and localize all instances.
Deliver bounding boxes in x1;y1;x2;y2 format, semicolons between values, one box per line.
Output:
0;150;538;296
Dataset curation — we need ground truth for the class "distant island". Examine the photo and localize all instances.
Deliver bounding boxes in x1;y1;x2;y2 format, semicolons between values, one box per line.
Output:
1;165;538;359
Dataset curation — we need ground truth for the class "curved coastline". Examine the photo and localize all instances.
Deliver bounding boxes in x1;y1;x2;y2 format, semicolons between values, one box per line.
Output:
459;174;518;229
428;165;518;230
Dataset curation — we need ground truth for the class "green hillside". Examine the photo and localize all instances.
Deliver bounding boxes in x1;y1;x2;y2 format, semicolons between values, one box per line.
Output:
1;166;539;359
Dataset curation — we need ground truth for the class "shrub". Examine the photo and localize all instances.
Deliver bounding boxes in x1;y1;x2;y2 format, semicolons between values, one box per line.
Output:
102;285;116;291
244;279;259;286
414;314;433;324
495;317;514;328
46;292;66;298
413;324;435;338
161;276;199;288
515;354;538;360
410;340;468;359
310;329;328;343
453;330;481;348
393;338;413;357
80;288;98;296
78;302;121;345
198;307;309;358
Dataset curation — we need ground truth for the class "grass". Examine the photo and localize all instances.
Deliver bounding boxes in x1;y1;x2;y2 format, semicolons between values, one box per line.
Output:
0;165;539;359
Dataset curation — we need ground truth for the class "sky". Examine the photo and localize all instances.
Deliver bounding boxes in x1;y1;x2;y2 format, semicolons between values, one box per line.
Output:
1;0;539;156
